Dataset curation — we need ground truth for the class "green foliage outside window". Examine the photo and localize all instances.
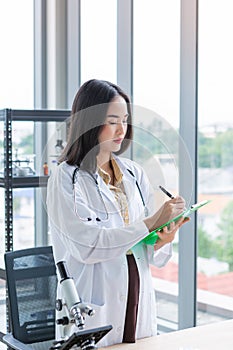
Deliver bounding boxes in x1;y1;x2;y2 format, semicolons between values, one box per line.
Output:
198;129;233;168
133;122;179;162
197;200;233;272
216;200;233;271
15;134;33;155
197;226;221;259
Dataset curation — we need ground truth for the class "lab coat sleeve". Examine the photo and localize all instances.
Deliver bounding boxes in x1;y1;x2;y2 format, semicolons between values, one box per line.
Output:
133;161;173;267
147;180;173;267
46;164;150;264
147;242;173;267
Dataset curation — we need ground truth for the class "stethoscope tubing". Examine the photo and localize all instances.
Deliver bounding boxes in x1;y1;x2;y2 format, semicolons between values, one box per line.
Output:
72;166;148;221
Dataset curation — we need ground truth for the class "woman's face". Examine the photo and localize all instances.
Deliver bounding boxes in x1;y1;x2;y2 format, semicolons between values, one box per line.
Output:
98;95;129;155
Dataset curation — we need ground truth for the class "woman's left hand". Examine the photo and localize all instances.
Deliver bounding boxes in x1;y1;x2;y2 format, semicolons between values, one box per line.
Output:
154;216;190;251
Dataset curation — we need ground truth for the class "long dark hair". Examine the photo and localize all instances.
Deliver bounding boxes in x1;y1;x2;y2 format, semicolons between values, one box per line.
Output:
59;79;133;172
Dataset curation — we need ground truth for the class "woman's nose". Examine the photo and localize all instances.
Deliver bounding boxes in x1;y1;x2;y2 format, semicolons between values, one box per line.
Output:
117;122;125;134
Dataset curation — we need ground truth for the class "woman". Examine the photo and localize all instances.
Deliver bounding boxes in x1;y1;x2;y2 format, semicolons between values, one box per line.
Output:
46;79;188;347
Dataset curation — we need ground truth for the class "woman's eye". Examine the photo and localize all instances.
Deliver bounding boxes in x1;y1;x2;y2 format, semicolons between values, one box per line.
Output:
107;119;128;125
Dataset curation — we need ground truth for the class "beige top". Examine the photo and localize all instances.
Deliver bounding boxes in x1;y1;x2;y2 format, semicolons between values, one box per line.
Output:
98;158;129;225
98;158;132;254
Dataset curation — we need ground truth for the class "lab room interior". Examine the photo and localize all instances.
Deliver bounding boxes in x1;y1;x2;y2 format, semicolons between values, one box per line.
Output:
0;1;233;349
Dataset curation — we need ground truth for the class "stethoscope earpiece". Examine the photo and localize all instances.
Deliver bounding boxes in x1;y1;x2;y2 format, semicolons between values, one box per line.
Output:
96;218;101;222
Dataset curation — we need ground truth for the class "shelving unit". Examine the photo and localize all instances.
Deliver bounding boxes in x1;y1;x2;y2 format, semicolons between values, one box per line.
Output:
0;108;70;254
0;109;71;337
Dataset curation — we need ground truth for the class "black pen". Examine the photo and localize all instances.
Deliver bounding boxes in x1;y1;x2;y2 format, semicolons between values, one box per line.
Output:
159;185;175;199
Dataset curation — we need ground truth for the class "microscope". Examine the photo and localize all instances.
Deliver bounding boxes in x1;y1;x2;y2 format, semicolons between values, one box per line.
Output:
52;261;112;350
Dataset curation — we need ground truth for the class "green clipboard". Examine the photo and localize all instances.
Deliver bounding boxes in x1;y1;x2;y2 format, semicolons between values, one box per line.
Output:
142;199;211;246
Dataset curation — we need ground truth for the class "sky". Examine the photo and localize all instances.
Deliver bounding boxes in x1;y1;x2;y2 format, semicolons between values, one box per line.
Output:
0;0;34;109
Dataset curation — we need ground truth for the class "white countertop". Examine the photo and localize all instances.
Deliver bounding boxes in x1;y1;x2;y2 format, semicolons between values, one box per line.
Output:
100;319;233;350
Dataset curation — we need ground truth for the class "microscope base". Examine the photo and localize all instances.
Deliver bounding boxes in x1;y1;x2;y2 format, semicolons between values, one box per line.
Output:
50;325;112;350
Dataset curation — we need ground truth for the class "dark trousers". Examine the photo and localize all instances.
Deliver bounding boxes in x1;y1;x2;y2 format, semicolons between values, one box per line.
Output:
122;254;140;343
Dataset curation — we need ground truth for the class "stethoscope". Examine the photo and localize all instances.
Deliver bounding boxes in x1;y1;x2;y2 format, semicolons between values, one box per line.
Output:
72;167;149;222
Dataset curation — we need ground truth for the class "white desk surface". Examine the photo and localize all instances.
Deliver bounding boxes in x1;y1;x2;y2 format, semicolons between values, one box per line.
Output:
100;319;233;350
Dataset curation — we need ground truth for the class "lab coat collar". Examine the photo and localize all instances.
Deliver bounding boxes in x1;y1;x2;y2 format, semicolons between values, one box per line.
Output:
94;154;135;185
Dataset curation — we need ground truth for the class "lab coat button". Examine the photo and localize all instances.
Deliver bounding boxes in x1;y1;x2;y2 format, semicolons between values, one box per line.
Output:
117;327;122;332
120;295;125;301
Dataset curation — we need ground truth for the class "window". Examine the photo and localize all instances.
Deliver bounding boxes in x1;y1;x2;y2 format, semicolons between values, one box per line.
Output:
80;0;117;84
197;0;233;325
133;0;181;330
0;0;34;260
0;1;34;110
0;0;34;338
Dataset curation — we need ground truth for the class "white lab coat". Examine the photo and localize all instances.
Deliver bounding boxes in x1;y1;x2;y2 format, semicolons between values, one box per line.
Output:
46;156;172;347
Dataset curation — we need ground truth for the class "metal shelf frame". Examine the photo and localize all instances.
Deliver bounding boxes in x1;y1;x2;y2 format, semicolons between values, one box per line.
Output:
0;108;70;252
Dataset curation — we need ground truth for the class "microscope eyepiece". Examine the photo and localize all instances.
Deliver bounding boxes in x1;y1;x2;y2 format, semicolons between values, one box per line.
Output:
57;261;70;281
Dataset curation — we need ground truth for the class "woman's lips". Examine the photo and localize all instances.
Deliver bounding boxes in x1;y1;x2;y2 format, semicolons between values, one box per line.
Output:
113;138;123;144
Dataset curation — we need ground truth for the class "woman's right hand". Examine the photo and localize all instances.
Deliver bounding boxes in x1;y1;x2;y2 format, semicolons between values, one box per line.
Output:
144;196;186;233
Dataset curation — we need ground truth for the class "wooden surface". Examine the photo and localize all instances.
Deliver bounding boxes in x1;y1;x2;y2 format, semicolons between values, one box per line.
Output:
100;319;233;349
